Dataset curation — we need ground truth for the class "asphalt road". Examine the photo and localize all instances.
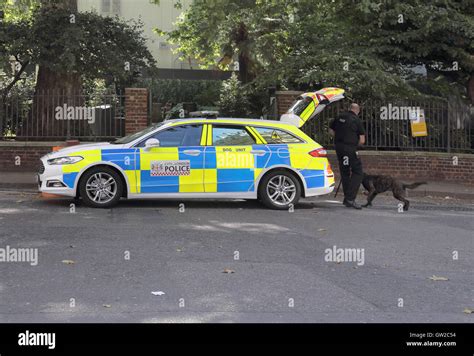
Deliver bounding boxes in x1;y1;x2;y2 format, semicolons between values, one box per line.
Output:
0;190;473;323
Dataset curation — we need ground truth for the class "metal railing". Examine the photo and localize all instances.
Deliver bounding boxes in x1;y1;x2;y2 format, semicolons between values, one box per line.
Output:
303;100;474;153
0;90;126;141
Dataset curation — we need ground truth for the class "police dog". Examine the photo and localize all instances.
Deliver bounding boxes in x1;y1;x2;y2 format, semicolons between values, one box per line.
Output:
361;173;427;211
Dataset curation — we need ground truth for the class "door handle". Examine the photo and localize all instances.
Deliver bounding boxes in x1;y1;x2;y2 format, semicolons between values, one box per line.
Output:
183;149;202;156
250;150;266;156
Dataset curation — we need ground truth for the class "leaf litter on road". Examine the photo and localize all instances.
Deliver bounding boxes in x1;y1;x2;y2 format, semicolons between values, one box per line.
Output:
428;275;448;281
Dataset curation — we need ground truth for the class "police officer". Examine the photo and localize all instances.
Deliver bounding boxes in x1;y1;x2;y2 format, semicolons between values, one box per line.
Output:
329;103;365;209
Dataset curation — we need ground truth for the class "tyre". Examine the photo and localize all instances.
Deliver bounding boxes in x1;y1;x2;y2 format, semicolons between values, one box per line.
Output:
79;166;123;208
258;170;301;210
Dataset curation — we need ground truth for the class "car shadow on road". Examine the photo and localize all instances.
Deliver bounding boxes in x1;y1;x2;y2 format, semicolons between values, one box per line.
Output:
35;196;327;211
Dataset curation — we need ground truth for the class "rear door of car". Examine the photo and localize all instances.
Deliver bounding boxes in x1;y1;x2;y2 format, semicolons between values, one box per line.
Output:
251;125;329;189
204;124;261;193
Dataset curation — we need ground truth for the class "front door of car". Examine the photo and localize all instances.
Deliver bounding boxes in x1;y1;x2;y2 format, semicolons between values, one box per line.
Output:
204;124;260;193
137;124;205;194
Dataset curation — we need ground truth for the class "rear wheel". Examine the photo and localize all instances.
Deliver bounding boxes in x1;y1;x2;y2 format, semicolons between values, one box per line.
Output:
79;166;123;208
258;170;301;210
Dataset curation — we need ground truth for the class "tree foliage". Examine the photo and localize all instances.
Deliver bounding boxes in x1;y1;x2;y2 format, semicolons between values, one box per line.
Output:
0;0;156;95
163;0;474;103
218;73;251;117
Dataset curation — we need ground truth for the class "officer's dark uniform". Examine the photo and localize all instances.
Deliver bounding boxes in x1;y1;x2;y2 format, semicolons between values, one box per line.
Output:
329;110;365;203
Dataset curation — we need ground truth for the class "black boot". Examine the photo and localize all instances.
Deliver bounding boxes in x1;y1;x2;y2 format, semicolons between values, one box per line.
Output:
345;200;362;209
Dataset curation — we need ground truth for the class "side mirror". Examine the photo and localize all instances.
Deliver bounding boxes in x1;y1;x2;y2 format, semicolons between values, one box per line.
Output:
144;138;160;149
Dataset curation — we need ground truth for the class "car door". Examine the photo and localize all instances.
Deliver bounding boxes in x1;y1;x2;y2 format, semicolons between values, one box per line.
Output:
137;124;205;194
204;124;259;193
251;125;326;188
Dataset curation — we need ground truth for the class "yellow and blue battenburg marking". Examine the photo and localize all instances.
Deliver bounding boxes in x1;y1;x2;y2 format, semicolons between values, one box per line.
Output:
61;143;327;194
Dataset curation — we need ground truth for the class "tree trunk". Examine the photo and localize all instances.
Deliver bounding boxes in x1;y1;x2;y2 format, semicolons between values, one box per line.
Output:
234;23;255;84
468;74;474;104
19;0;90;139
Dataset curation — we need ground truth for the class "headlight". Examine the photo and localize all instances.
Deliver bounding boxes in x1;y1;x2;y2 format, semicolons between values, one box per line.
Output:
47;156;83;165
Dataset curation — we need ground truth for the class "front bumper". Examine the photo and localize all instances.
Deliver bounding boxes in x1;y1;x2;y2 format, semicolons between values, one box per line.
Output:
37;158;76;197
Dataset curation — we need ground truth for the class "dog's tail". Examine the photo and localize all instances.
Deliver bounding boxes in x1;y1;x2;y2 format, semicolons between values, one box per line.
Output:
403;182;427;190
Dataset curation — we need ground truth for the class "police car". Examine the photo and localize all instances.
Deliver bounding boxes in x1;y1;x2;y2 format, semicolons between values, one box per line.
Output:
38;88;344;209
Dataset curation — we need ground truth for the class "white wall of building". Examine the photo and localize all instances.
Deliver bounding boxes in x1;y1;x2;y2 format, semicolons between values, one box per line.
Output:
77;0;196;69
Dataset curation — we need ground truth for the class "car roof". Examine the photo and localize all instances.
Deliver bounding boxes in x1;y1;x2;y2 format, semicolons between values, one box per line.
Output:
164;117;294;128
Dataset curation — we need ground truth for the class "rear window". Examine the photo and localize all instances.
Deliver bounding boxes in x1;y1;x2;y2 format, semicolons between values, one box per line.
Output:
212;125;256;146
253;127;303;144
288;96;313;117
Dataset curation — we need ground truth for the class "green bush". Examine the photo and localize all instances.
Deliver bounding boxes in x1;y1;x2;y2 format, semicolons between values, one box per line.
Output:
144;79;222;107
218;73;252;117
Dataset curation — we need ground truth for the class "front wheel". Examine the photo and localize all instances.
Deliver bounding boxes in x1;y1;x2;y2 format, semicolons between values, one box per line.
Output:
79;166;123;208
258;170;301;210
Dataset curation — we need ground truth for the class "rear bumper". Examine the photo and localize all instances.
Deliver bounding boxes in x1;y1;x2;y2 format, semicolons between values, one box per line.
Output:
305;185;334;197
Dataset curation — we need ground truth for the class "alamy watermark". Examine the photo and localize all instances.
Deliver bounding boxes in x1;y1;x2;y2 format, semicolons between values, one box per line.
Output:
18;330;55;349
324;245;365;266
380;104;422;122
55;104;95;124
0;245;38;266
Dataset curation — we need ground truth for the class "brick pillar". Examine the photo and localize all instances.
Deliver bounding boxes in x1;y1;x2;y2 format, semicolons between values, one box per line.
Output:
276;90;303;117
125;88;149;135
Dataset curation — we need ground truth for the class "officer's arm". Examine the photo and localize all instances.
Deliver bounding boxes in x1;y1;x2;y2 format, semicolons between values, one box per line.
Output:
329;118;336;137
357;118;365;145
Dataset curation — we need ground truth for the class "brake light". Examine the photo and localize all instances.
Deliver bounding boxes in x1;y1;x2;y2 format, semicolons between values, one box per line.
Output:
327;163;333;175
309;148;327;157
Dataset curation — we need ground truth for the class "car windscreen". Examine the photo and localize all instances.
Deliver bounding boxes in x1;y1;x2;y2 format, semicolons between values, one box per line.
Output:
111;123;165;144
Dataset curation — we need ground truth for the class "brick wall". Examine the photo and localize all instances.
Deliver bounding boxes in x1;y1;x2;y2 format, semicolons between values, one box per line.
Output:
1;142;472;185
0;143;58;171
125;88;149;135
276;90;302;116
327;151;474;185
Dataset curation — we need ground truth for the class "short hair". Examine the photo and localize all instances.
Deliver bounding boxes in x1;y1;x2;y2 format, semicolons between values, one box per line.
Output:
349;103;360;111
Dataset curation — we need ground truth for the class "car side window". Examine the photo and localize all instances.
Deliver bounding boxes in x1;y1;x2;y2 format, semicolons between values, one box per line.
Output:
212;126;256;146
253;127;303;144
138;124;202;147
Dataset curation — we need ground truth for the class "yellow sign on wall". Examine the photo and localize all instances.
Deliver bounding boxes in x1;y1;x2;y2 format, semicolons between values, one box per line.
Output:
410;108;428;137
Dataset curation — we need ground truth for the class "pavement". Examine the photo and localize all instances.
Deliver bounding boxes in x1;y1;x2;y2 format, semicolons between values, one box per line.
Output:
0;188;473;323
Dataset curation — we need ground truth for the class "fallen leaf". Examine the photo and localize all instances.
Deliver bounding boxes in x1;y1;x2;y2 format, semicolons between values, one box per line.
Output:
103;304;112;308
62;260;75;265
151;291;165;296
428;275;448;281
222;268;235;274
463;308;473;314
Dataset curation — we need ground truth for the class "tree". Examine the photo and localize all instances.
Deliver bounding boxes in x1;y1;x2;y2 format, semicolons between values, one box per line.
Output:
164;0;473;104
0;0;156;137
342;0;474;103
218;73;251;117
162;0;296;83
266;0;414;102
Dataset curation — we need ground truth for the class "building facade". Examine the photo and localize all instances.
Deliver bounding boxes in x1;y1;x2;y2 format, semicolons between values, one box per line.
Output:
77;0;196;70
